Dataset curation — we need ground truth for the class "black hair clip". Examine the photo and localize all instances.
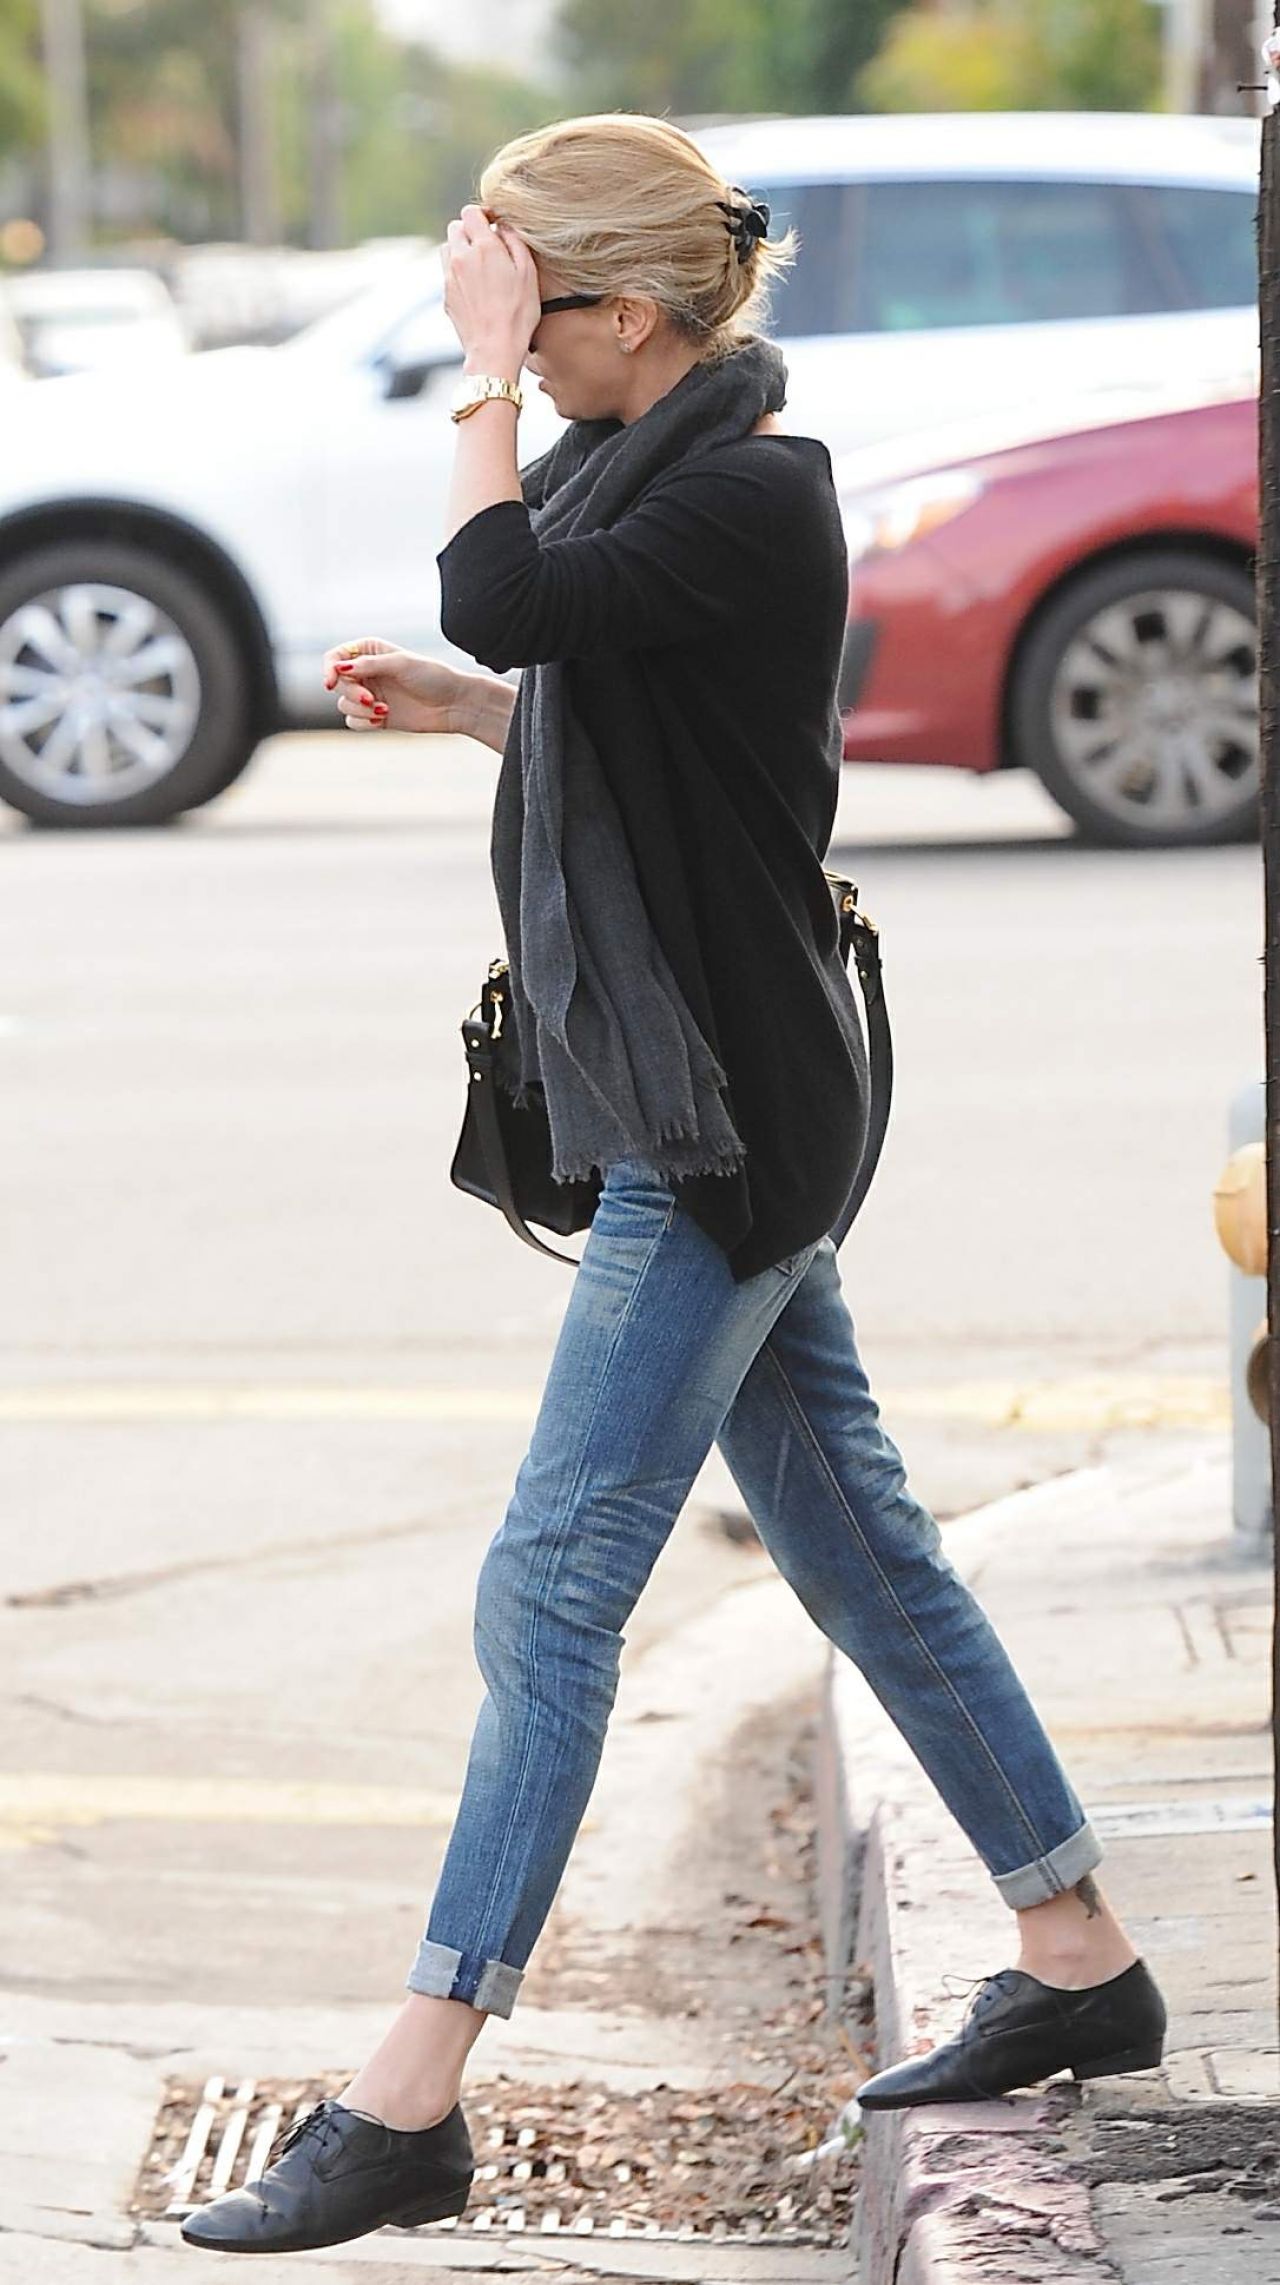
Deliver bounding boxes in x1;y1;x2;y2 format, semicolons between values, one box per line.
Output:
716;188;771;261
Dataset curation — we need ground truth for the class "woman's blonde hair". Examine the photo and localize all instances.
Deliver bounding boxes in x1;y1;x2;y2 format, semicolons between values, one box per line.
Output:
478;113;794;360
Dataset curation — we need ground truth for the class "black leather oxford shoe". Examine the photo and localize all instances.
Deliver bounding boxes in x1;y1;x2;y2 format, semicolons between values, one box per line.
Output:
180;2096;473;2253
856;1957;1166;2110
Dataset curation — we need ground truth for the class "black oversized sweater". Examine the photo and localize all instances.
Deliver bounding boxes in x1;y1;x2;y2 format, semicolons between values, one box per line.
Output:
437;431;870;1282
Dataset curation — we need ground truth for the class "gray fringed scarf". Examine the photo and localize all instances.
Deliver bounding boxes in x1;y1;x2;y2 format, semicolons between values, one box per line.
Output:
490;334;788;1189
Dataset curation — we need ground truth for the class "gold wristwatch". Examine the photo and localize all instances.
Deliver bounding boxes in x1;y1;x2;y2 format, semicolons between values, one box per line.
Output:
450;374;524;422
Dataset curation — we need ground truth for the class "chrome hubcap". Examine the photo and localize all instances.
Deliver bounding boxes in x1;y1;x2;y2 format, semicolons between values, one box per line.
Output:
0;581;200;804
1049;587;1257;831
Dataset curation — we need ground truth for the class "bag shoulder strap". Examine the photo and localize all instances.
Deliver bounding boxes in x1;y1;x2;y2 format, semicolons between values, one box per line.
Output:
825;873;894;1249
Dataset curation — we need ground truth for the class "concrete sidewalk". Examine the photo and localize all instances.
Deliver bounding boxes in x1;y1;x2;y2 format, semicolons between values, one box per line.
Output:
818;1449;1278;2285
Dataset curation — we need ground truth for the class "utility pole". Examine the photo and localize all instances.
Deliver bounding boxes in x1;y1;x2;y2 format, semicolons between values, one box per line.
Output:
306;0;344;251
1257;32;1280;2024
38;0;91;259
237;3;281;247
1200;0;1269;108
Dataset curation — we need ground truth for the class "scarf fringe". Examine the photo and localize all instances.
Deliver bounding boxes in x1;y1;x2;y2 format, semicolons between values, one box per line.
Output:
495;1064;745;1186
551;1136;748;1189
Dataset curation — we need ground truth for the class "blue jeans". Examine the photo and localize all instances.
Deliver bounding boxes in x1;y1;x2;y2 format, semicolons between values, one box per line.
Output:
408;1159;1101;2017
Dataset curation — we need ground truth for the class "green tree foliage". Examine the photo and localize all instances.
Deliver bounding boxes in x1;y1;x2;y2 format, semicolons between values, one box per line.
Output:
555;0;905;115
274;10;557;246
81;0;554;245
858;0;1163;114
0;0;45;156
1054;0;1163;107
89;0;244;237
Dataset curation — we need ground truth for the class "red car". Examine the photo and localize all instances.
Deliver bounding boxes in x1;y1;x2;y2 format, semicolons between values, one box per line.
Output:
834;386;1256;847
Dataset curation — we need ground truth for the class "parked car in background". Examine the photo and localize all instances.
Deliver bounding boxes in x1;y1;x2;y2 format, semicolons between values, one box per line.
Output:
8;268;188;378
0;112;1259;828
699;110;1258;448
835;385;1255;848
0;251;536;831
168;237;435;350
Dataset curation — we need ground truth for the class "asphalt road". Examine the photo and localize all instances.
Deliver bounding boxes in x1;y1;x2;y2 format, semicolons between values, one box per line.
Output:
0;734;1260;2019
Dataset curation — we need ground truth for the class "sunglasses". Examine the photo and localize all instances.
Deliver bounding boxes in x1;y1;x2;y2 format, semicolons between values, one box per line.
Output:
537;293;606;317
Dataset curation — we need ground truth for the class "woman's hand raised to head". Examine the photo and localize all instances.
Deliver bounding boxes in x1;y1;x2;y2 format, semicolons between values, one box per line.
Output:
442;204;541;379
322;639;467;735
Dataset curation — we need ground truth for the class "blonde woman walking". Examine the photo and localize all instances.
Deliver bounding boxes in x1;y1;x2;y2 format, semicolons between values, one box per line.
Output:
182;113;1164;2257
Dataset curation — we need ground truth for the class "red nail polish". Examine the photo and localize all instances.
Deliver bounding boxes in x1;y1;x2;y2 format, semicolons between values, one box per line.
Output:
373;703;389;716
335;660;354;672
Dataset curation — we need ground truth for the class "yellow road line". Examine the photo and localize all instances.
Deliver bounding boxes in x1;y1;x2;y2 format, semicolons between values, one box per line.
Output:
0;1385;542;1424
885;1376;1231;1434
0;1377;1231;1432
0;1772;458;1851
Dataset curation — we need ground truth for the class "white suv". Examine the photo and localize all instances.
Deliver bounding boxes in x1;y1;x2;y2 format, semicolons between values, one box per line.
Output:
0;111;1258;826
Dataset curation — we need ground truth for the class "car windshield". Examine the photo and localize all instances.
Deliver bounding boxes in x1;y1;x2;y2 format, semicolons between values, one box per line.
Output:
283;253;445;364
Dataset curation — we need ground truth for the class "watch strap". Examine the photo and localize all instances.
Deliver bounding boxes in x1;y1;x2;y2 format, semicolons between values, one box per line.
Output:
451;374;523;421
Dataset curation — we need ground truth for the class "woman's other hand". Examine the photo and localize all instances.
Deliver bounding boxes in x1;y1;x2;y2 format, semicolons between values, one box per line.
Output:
442;205;540;380
322;639;466;735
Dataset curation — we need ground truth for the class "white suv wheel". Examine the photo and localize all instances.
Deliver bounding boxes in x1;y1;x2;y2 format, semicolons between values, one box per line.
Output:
0;580;201;805
0;540;257;827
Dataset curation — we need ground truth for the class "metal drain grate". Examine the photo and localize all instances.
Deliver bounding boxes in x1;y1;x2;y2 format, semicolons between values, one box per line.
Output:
134;2072;854;2244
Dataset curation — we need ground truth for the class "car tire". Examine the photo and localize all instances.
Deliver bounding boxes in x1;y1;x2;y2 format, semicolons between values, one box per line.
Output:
0;540;255;827
1009;550;1257;849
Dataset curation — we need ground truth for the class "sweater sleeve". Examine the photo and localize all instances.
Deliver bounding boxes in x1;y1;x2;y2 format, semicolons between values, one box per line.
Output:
437;452;786;670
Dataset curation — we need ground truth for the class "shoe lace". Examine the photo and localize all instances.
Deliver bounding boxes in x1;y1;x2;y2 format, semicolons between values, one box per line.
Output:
943;1968;1022;2037
270;2100;336;2166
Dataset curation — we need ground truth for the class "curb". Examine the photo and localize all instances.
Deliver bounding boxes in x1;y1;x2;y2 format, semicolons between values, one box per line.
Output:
816;1471;1119;2285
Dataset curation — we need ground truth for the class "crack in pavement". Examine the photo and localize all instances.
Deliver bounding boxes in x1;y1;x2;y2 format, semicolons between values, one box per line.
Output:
4;1503;469;1611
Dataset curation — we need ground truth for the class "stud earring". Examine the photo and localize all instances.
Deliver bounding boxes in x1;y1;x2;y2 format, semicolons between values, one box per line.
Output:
619;339;634;355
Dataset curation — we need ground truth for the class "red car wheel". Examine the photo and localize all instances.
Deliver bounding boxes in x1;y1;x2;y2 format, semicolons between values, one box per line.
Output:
1009;549;1257;849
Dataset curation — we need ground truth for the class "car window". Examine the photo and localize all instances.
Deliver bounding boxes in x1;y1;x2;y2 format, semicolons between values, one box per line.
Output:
745;184;860;337
1134;185;1256;311
852;179;1160;331
282;256;442;363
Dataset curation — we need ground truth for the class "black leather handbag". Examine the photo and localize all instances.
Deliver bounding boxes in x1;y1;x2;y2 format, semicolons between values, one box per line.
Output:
450;870;893;1267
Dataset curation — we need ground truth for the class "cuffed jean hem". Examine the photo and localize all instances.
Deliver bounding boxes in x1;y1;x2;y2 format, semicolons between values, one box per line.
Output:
406;1937;523;2019
992;1819;1103;1910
